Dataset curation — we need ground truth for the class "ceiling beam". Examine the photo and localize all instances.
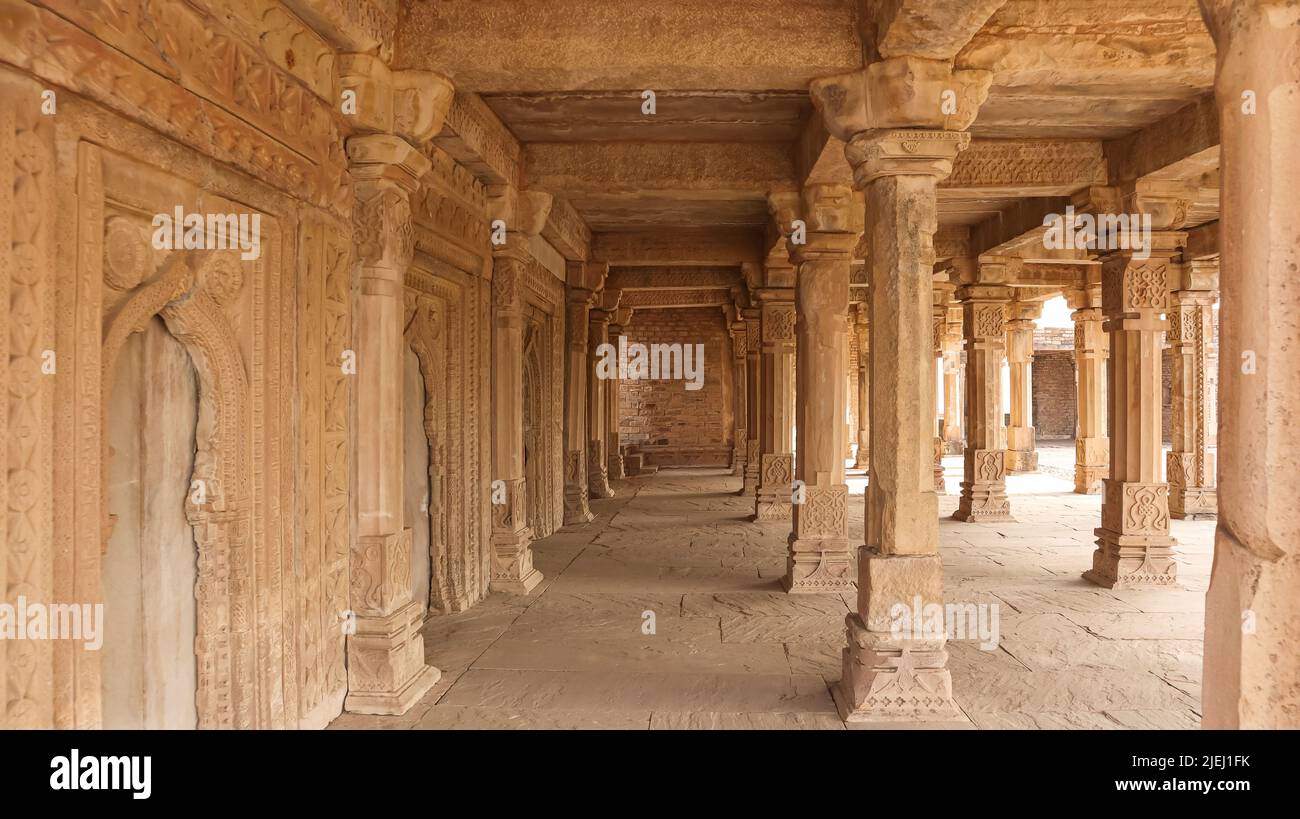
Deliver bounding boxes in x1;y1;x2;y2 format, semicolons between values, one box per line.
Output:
592;229;764;266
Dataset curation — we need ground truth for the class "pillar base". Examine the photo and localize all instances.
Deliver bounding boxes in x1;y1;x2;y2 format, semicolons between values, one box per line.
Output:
1005;449;1038;474
730;447;745;477
953;482;1012;522
784;539;854;593
344;600;440;716
490;567;544;595
754;495;792;522
563;485;593;526
1074;464;1108;495
834;614;960;723
490;527;544;596
588;444;614;499
1083;532;1180;589
607;453;625;481
943;440;965;456
1170;487;1217;520
852;454;870;470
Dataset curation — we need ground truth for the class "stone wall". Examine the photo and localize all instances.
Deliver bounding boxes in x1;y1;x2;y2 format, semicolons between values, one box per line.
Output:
1032;351;1078;440
618;307;734;466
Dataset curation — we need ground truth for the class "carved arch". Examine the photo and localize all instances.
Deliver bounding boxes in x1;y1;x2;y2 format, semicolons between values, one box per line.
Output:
100;250;254;730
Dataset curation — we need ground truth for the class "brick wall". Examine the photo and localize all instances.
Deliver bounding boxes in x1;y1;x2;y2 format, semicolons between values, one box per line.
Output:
618;307;734;467
1032;350;1077;440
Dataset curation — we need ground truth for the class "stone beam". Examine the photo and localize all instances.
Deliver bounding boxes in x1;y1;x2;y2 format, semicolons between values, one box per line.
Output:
607;267;742;290
620;289;734;309
943;139;1107;194
1185;221;1220;261
593;229;764;266
968;196;1072;258
864;0;1009;61
393;0;862;92
1105;94;1219;187
523;142;795;198
433;92;523;188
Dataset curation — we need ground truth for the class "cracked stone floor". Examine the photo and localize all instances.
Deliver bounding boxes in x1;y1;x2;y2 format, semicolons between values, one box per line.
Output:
330;458;1214;730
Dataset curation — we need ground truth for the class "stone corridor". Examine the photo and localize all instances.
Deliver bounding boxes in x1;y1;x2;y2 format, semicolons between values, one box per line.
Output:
331;465;1212;730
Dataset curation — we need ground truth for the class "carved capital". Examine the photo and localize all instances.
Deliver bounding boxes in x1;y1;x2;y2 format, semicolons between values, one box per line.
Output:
845;129;971;187
810;57;991;141
337;53;454;143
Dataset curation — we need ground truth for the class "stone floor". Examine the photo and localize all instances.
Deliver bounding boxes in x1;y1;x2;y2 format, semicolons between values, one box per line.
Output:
330;459;1214;730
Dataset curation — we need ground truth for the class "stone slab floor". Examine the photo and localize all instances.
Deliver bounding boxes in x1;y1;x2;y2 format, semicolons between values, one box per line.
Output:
330;460;1213;730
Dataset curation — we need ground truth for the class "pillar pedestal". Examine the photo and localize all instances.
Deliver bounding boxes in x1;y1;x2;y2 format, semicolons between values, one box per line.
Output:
1167;275;1217;519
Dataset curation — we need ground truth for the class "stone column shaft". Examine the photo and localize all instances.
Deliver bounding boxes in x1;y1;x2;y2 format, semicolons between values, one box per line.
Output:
1005;302;1042;473
941;306;964;456
786;227;855;593
586;305;614;499
1199;0;1300;728
1069;287;1109;494
754;289;796;521
729;319;748;477
344;134;439;715
955;284;1013;522
854;307;870;469
562;267;599;525
741;308;763;495
932;291;950;492
1168;284;1217;518
489;249;542;594
1084;241;1181;589
836;130;970;724
606;309;631;482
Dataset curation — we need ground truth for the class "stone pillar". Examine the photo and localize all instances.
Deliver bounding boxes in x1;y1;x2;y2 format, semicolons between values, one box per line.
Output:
343;134;439;714
729;316;748;477
586;290;618;499
785;184;857;593
563;262;605;525
1199;0;1300;728
837;130;970;722
741;307;763;495
488;242;543;594
941;305;964;455
754;286;797;521
853;304;870;469
932;285;953;492
606;307;632;481
1068;285;1109;494
1005;301;1042;474
954;279;1014;522
1167;261;1218;519
1084;236;1182;589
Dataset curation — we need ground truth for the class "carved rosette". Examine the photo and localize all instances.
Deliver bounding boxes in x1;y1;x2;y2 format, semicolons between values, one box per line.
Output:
794;484;849;539
761;304;796;343
759;453;793;487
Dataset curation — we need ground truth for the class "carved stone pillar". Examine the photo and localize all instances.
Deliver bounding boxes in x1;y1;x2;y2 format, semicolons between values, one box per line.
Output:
1084;236;1182;589
955;279;1014;522
1167;261;1218;519
754;286;797;521
1199;0;1300;728
932;285;953;492
785;184;856;593
741;307;763;495
489;245;542;595
729;317;748;477
1005;300;1042;474
606;307;632;481
344;134;439;714
563;262;605;525
853;304;870;469
941;305;964;455
586;291;617;499
837;129;971;723
1068;286;1109;494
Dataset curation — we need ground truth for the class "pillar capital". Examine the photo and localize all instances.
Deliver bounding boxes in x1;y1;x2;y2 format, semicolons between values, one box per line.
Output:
809;56;991;142
844;129;971;187
337;53;454;143
566;260;608;294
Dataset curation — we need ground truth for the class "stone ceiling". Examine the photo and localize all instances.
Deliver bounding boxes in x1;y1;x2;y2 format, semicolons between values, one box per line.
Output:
399;0;1219;253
